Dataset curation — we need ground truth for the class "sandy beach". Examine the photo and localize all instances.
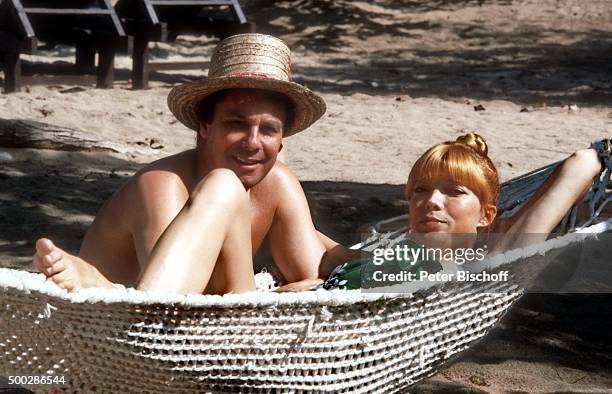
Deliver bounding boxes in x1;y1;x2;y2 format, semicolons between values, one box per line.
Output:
1;0;611;392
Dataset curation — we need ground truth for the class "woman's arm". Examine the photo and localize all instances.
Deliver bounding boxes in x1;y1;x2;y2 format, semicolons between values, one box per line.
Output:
495;148;602;235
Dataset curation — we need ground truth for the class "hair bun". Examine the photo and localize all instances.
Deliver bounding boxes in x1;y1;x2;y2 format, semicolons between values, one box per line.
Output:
456;132;488;157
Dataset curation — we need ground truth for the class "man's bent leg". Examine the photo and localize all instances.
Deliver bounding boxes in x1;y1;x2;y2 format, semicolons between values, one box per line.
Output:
203;181;255;294
136;169;255;294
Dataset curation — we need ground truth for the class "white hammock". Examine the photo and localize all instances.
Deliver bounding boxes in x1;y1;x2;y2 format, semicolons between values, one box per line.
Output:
1;143;610;393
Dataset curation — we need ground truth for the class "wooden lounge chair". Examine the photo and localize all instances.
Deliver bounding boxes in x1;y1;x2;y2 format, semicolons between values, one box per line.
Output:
114;0;255;89
0;0;127;93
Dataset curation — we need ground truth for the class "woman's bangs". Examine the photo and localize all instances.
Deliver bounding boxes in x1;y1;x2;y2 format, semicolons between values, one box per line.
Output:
411;146;488;199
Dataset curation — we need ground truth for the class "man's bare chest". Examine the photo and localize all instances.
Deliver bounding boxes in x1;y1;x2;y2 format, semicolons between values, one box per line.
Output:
248;192;277;250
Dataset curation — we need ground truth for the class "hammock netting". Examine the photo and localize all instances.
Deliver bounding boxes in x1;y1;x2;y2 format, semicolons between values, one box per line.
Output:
1;141;610;393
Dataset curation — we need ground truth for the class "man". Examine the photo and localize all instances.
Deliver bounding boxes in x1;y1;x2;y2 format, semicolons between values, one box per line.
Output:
34;34;346;294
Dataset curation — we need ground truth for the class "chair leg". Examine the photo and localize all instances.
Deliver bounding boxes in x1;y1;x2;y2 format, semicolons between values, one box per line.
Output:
244;21;256;33
132;35;149;90
2;50;21;93
96;44;115;89
76;45;96;74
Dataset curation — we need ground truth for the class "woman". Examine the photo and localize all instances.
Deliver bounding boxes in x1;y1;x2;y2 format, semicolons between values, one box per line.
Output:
312;133;603;291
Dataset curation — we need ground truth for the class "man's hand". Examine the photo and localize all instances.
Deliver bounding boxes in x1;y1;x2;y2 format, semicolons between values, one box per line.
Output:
276;278;324;292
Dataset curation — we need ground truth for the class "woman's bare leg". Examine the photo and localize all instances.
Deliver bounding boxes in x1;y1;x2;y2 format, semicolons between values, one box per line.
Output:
136;168;255;294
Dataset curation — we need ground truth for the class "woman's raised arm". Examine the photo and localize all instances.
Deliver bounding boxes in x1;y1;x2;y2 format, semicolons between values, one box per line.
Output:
496;148;602;235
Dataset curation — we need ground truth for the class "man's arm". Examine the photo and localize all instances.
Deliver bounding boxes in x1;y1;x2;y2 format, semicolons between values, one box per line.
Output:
266;164;327;282
128;169;191;268
316;231;360;278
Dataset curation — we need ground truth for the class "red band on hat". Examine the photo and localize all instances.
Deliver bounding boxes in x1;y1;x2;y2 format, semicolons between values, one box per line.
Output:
230;71;275;79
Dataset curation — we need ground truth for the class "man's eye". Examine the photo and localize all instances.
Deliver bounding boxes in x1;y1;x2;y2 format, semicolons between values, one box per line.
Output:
227;120;245;128
261;125;281;135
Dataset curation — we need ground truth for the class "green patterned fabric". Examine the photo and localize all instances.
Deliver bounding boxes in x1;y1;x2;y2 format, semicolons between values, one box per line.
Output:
322;237;442;290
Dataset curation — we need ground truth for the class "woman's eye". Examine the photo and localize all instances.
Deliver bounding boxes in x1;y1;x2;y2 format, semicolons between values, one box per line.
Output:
414;186;427;193
450;187;467;195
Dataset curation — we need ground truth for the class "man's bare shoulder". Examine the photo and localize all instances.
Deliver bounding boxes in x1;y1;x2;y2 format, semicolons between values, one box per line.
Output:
249;160;307;215
99;150;195;226
254;160;301;192
128;150;197;197
102;150;197;233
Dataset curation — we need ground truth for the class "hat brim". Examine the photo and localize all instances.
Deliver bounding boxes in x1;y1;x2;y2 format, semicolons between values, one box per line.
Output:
167;76;326;137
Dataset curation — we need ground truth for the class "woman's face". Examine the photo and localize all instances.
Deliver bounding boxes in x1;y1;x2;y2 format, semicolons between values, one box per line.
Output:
409;176;490;234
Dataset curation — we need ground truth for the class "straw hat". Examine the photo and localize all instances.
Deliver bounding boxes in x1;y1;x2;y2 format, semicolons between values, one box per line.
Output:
167;34;326;137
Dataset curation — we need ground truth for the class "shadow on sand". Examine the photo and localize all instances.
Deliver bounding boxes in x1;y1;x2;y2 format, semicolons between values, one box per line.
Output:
411;293;612;391
0;149;138;267
246;0;612;106
4;1;610;107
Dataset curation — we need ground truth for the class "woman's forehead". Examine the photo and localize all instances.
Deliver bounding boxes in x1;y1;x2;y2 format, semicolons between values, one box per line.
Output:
414;167;467;183
411;168;485;197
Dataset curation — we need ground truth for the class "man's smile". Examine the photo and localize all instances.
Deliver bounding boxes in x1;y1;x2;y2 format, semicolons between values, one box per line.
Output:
232;155;264;169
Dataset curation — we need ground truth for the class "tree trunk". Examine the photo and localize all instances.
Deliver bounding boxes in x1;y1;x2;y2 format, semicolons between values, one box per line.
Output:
0;119;128;153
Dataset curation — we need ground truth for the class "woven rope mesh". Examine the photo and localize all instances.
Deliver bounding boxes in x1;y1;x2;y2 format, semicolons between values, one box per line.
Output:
4;216;611;392
1;267;521;393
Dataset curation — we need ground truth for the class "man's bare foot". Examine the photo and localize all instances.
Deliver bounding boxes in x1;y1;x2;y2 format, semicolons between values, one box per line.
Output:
34;238;113;292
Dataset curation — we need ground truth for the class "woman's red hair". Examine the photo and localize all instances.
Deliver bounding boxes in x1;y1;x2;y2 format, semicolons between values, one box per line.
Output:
406;133;499;208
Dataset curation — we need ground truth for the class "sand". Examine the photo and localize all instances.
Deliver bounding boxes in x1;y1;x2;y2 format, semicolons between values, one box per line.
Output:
1;0;611;392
